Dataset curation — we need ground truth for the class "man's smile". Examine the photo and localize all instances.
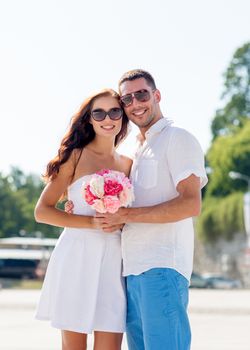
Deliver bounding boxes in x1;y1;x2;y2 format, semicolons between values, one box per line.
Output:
132;108;147;116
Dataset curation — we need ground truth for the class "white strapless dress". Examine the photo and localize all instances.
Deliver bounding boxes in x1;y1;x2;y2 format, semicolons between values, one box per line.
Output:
35;175;126;334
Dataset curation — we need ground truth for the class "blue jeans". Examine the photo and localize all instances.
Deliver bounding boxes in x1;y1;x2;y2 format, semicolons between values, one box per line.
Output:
126;268;191;350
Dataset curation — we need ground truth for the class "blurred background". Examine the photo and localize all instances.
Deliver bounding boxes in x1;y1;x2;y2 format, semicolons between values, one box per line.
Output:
0;1;250;349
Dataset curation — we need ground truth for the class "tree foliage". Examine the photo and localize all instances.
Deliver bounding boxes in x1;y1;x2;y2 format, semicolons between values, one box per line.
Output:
198;42;250;242
0;167;61;238
197;193;244;242
206;121;250;197
211;42;250;139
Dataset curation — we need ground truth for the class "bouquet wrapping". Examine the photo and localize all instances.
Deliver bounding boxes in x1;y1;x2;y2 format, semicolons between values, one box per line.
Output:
83;169;134;213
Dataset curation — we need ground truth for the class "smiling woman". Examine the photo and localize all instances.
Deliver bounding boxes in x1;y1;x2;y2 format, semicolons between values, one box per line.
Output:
42;89;129;183
34;88;132;350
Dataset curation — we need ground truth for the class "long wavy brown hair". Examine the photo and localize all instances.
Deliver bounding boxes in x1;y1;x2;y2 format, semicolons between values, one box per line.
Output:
44;88;129;182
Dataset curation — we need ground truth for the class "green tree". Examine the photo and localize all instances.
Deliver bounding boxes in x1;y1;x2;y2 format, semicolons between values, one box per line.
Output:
211;42;250;139
197;193;244;242
198;42;250;242
206;121;250;197
0;167;61;238
0;174;24;237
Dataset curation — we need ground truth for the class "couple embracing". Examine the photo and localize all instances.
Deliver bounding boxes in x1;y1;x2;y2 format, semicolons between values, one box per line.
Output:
35;69;207;350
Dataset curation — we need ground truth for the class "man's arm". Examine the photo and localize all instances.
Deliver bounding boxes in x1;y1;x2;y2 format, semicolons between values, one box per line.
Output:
94;174;201;227
64;200;125;232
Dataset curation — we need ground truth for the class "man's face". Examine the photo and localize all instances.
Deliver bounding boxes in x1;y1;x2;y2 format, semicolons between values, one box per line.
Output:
119;78;161;130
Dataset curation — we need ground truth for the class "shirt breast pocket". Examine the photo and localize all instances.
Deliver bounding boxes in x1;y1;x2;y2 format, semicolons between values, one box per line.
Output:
136;159;158;189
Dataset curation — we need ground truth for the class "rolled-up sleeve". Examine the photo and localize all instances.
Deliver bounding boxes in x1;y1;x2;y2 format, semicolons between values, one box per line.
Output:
167;127;208;189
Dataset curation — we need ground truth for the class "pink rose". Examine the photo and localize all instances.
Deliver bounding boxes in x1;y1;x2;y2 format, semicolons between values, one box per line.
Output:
103;195;121;213
104;180;123;196
84;185;98;205
119;188;131;206
122;177;132;188
83;169;134;213
96;169;110;176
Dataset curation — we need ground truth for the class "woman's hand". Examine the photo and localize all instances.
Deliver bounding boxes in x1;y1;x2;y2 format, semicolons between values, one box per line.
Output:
64;200;74;214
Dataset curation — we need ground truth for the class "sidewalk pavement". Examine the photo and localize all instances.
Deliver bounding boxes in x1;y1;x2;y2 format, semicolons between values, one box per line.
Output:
189;289;250;314
1;288;250;350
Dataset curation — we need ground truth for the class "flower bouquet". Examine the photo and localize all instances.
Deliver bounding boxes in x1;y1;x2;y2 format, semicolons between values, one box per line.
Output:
83;169;134;213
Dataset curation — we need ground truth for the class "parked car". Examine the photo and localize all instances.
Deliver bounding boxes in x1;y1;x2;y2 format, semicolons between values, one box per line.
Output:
203;274;242;289
0;237;57;279
190;272;209;288
0;248;51;279
0;255;40;279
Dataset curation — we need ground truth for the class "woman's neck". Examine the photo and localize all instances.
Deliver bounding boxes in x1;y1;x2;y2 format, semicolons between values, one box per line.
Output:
87;137;115;157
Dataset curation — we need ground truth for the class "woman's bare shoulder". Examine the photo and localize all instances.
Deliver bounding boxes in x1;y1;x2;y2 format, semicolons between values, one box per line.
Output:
52;148;83;184
71;148;83;162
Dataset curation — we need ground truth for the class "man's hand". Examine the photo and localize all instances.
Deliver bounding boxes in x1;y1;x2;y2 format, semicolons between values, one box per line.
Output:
95;208;127;226
102;224;125;233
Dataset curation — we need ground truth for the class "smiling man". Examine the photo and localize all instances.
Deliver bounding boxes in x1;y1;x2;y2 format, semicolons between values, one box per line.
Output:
96;69;208;350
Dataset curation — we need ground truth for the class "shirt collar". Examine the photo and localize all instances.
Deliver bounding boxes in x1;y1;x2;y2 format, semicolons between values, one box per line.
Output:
136;117;173;143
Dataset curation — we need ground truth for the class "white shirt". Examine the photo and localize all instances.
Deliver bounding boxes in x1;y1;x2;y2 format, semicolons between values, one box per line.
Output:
121;118;208;281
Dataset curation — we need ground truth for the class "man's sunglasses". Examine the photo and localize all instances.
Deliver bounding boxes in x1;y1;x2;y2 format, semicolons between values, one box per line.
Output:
120;89;152;107
90;107;123;121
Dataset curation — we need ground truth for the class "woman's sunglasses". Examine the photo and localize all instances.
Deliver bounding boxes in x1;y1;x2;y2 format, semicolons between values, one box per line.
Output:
120;89;151;107
90;107;123;121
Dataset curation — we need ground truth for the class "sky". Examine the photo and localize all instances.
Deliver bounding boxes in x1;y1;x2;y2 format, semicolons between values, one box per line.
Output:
1;0;250;175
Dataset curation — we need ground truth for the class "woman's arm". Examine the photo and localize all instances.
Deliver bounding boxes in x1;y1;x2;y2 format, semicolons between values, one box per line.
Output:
34;157;97;229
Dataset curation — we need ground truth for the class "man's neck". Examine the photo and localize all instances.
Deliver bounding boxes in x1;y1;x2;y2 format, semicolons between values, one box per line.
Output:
139;115;163;140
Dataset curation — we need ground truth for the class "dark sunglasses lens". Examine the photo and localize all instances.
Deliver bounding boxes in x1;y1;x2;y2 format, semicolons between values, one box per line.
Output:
135;90;150;102
109;108;123;120
91;110;106;121
121;95;133;106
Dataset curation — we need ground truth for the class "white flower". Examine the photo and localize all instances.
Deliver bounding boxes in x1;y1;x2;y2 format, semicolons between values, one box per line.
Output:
89;175;104;198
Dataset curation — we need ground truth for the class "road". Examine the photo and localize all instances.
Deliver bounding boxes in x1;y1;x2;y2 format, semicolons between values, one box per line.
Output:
0;289;250;349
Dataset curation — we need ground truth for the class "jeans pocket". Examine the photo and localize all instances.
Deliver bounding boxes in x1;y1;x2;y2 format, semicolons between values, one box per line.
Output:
175;272;189;309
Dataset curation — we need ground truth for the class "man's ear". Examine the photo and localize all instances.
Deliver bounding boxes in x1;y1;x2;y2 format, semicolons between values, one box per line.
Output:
154;89;161;103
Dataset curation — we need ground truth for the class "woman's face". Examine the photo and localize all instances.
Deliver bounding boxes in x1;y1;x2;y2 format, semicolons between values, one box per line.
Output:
90;95;123;139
